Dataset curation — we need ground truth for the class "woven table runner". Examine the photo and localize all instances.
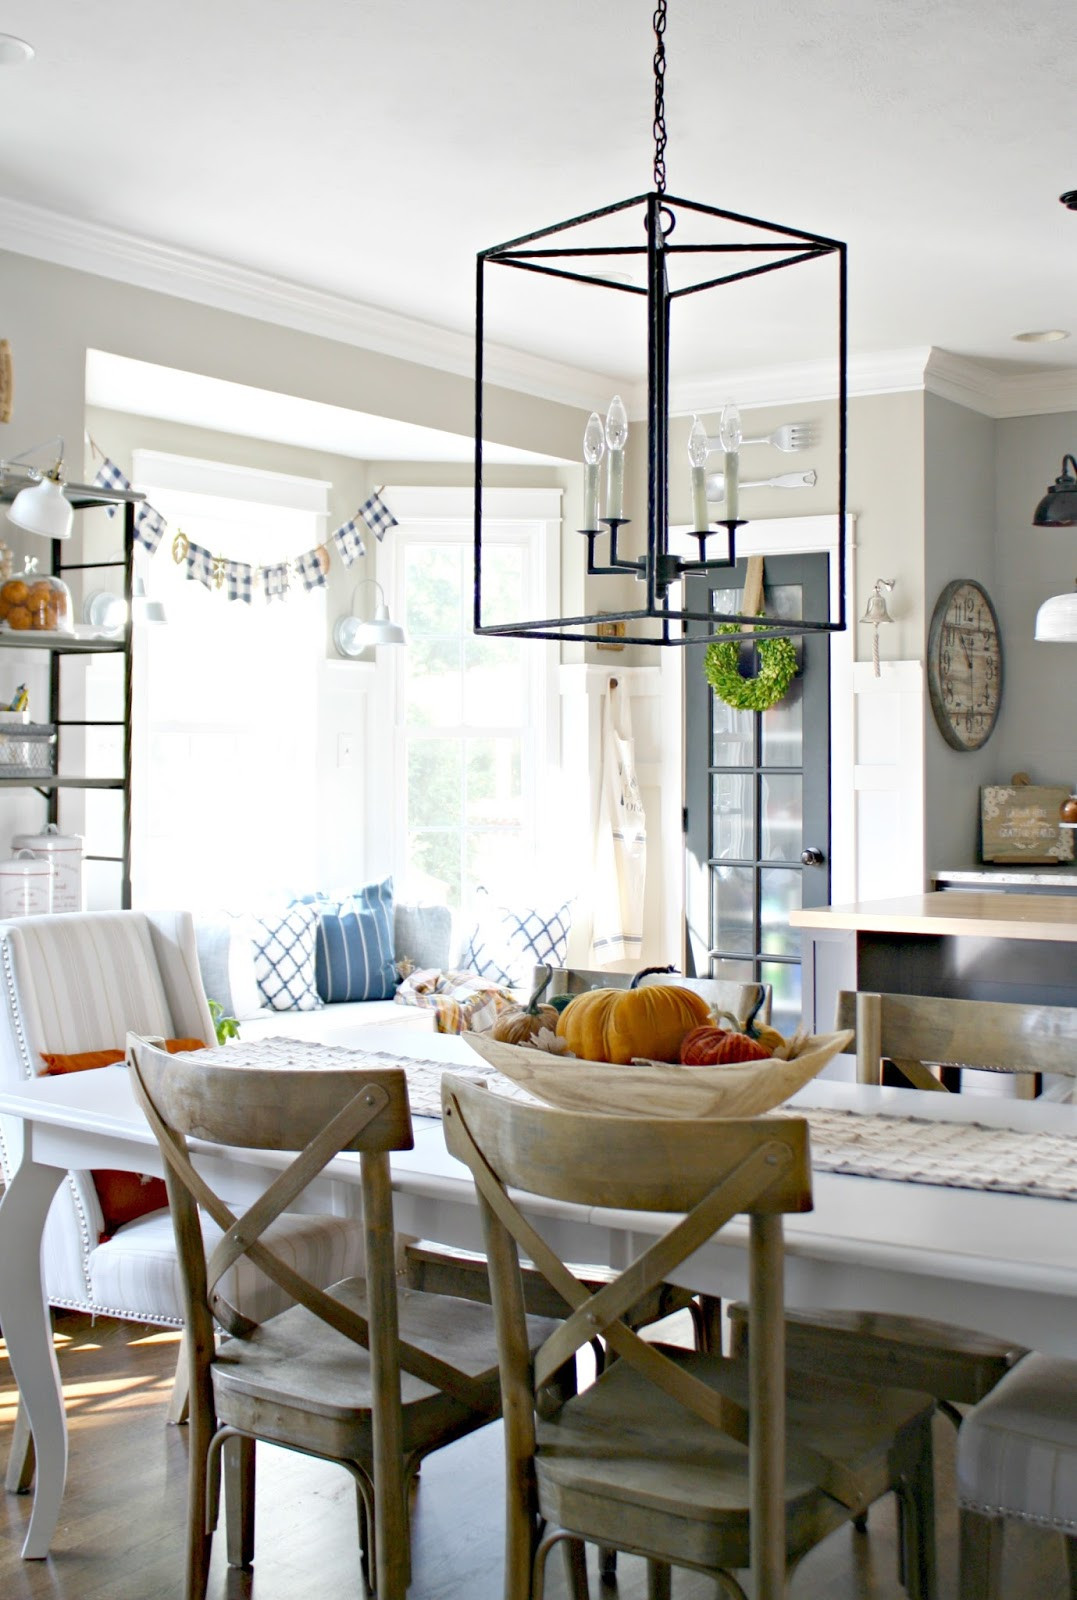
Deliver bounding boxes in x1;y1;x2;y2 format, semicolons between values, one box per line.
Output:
197;1038;1077;1203
197;1036;502;1116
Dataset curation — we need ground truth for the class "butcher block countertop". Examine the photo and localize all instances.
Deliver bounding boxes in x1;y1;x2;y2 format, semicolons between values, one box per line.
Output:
790;892;1077;943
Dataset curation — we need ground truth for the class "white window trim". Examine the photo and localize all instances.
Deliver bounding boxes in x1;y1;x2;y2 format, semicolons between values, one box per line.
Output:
369;485;562;898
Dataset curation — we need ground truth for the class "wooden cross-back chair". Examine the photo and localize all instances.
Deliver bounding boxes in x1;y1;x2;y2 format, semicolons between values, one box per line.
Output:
839;989;1077;1097
541;964;771;1024
441;1073;938;1600
127;1036;561;1600
402;966;769;1367
731;990;1055;1430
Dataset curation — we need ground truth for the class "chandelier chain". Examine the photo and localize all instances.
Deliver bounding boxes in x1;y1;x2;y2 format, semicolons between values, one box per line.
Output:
652;0;667;194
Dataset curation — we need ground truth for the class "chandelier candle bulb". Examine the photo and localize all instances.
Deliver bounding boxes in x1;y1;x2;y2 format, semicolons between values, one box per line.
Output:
719;402;742;525
688;415;710;531
583;412;605;530
605;395;628;520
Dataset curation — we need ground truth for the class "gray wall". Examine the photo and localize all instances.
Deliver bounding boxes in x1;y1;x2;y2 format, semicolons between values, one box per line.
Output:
923;393;999;869
995;410;1077;792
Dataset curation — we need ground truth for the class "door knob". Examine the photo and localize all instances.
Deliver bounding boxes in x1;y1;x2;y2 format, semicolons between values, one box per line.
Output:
800;847;825;867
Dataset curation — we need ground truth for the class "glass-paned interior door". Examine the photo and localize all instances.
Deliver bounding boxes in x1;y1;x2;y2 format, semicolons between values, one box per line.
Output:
684;555;831;1034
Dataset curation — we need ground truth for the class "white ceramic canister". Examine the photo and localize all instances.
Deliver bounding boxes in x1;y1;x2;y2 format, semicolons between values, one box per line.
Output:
11;825;83;912
0;850;54;918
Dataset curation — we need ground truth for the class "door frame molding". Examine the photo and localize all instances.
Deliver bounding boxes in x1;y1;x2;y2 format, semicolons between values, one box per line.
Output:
660;514;856;965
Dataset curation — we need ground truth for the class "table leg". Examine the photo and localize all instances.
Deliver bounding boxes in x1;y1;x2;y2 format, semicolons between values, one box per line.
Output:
0;1146;67;1558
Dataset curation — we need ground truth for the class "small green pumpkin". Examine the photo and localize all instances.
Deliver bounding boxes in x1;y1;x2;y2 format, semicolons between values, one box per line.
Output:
490;966;560;1045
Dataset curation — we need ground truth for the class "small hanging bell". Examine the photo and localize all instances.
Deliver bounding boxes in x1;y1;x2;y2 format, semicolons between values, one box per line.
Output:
859;579;896;676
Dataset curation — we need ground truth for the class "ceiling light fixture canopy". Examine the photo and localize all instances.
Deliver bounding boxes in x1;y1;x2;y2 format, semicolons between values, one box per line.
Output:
333;578;406;657
2;437;74;540
0;34;33;66
1033;454;1077;528
473;0;847;646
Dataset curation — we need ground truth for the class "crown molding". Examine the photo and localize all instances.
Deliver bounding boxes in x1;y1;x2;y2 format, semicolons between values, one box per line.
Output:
5;195;1077;422
671;348;938;416
0;195;611;412
921;348;1077;419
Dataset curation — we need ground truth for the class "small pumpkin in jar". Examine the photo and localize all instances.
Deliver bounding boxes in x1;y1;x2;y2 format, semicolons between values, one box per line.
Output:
490;966;560;1046
555;967;711;1064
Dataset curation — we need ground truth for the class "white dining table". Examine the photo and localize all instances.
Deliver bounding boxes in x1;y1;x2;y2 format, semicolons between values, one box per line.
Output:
2;1023;1076;1561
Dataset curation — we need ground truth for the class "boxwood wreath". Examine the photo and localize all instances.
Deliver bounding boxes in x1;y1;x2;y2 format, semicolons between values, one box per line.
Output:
703;623;798;712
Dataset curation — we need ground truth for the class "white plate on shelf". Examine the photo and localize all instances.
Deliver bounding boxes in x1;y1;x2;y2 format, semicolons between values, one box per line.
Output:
0;624;116;642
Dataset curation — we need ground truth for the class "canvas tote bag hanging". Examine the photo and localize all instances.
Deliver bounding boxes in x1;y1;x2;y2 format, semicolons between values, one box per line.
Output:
591;678;647;966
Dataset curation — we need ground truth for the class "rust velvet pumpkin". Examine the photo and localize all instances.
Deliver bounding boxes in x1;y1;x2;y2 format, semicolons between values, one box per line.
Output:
555;975;710;1064
679;1025;772;1066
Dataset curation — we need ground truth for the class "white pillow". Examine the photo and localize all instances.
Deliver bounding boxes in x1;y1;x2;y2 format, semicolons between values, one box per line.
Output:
459;888;573;988
194;914;265;1021
249;904;323;1012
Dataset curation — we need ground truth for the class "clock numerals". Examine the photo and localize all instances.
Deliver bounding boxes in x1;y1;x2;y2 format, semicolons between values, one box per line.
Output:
928;580;1002;751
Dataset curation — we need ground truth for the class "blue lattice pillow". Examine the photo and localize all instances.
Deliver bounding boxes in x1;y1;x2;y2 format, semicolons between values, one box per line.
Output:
460;888;573;988
250;903;323;1012
295;879;397;1003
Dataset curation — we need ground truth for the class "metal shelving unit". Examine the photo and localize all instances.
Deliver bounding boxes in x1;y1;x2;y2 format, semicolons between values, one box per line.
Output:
0;481;142;907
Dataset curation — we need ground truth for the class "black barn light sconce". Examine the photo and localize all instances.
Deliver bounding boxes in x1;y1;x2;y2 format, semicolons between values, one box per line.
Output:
1032;455;1077;528
473;0;848;646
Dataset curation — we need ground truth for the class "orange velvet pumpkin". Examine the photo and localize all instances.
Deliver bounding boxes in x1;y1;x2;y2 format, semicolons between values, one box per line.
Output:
679;1025;771;1066
556;980;711;1064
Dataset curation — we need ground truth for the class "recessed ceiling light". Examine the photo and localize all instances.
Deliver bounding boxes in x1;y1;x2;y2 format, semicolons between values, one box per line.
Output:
1012;329;1070;343
0;34;33;65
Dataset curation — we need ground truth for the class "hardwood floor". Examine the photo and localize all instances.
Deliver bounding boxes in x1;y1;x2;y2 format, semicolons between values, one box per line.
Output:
1;1311;1069;1599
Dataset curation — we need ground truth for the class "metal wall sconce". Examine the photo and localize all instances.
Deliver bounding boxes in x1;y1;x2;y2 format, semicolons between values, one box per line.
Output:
1033;455;1077;527
1034;581;1077;641
472;0;847;647
333;578;406;657
1;436;74;540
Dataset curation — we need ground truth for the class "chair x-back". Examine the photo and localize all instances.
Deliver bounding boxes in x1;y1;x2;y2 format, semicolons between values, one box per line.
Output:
128;1036;560;1600
732;990;1074;1429
441;1074;938;1600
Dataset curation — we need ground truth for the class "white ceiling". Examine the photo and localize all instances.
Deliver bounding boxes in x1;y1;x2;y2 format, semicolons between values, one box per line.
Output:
4;0;1077;404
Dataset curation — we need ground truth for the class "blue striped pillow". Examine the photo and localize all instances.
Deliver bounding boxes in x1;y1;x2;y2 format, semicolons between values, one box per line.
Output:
296;881;397;1003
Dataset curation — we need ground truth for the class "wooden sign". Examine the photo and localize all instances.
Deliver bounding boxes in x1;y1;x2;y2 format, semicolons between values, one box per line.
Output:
980;784;1074;863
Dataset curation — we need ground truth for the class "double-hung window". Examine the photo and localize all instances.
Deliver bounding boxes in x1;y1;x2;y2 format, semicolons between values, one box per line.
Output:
376;487;560;911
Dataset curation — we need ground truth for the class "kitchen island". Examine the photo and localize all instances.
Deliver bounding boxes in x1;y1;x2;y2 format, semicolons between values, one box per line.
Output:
792;891;1077;1033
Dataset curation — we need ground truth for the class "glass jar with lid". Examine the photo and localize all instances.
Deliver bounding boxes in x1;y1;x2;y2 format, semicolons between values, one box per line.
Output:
0;573;74;634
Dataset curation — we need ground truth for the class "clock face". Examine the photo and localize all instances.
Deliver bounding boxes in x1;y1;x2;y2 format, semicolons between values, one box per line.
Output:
927;579;1003;752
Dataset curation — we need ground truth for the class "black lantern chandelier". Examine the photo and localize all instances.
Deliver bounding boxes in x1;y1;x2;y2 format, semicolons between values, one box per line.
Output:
474;0;848;646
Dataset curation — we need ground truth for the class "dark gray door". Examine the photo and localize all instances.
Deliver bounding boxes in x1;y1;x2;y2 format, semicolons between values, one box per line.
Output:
684;554;831;1035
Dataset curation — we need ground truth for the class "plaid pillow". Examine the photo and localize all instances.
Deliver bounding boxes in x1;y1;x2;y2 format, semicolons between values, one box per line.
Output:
249;904;323;1012
459;888;573;988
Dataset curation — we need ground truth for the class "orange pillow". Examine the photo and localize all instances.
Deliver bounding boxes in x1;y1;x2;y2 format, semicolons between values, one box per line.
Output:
40;1038;206;1074
38;1038;207;1238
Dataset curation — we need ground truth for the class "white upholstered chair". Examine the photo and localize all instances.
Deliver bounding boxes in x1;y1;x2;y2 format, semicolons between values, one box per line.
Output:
957;1353;1077;1598
0;910;365;1487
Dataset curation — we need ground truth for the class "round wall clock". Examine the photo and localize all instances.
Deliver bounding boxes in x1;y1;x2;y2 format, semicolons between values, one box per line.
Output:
927;578;1003;751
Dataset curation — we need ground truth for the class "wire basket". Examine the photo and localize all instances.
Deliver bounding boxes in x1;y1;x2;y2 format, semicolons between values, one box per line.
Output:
0;723;57;778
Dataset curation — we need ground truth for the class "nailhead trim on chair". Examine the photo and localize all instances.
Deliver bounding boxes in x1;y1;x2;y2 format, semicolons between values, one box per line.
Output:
2;929;113;1306
65;1173;96;1302
43;1293;185;1328
1;932;33;1080
959;1496;1077;1534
